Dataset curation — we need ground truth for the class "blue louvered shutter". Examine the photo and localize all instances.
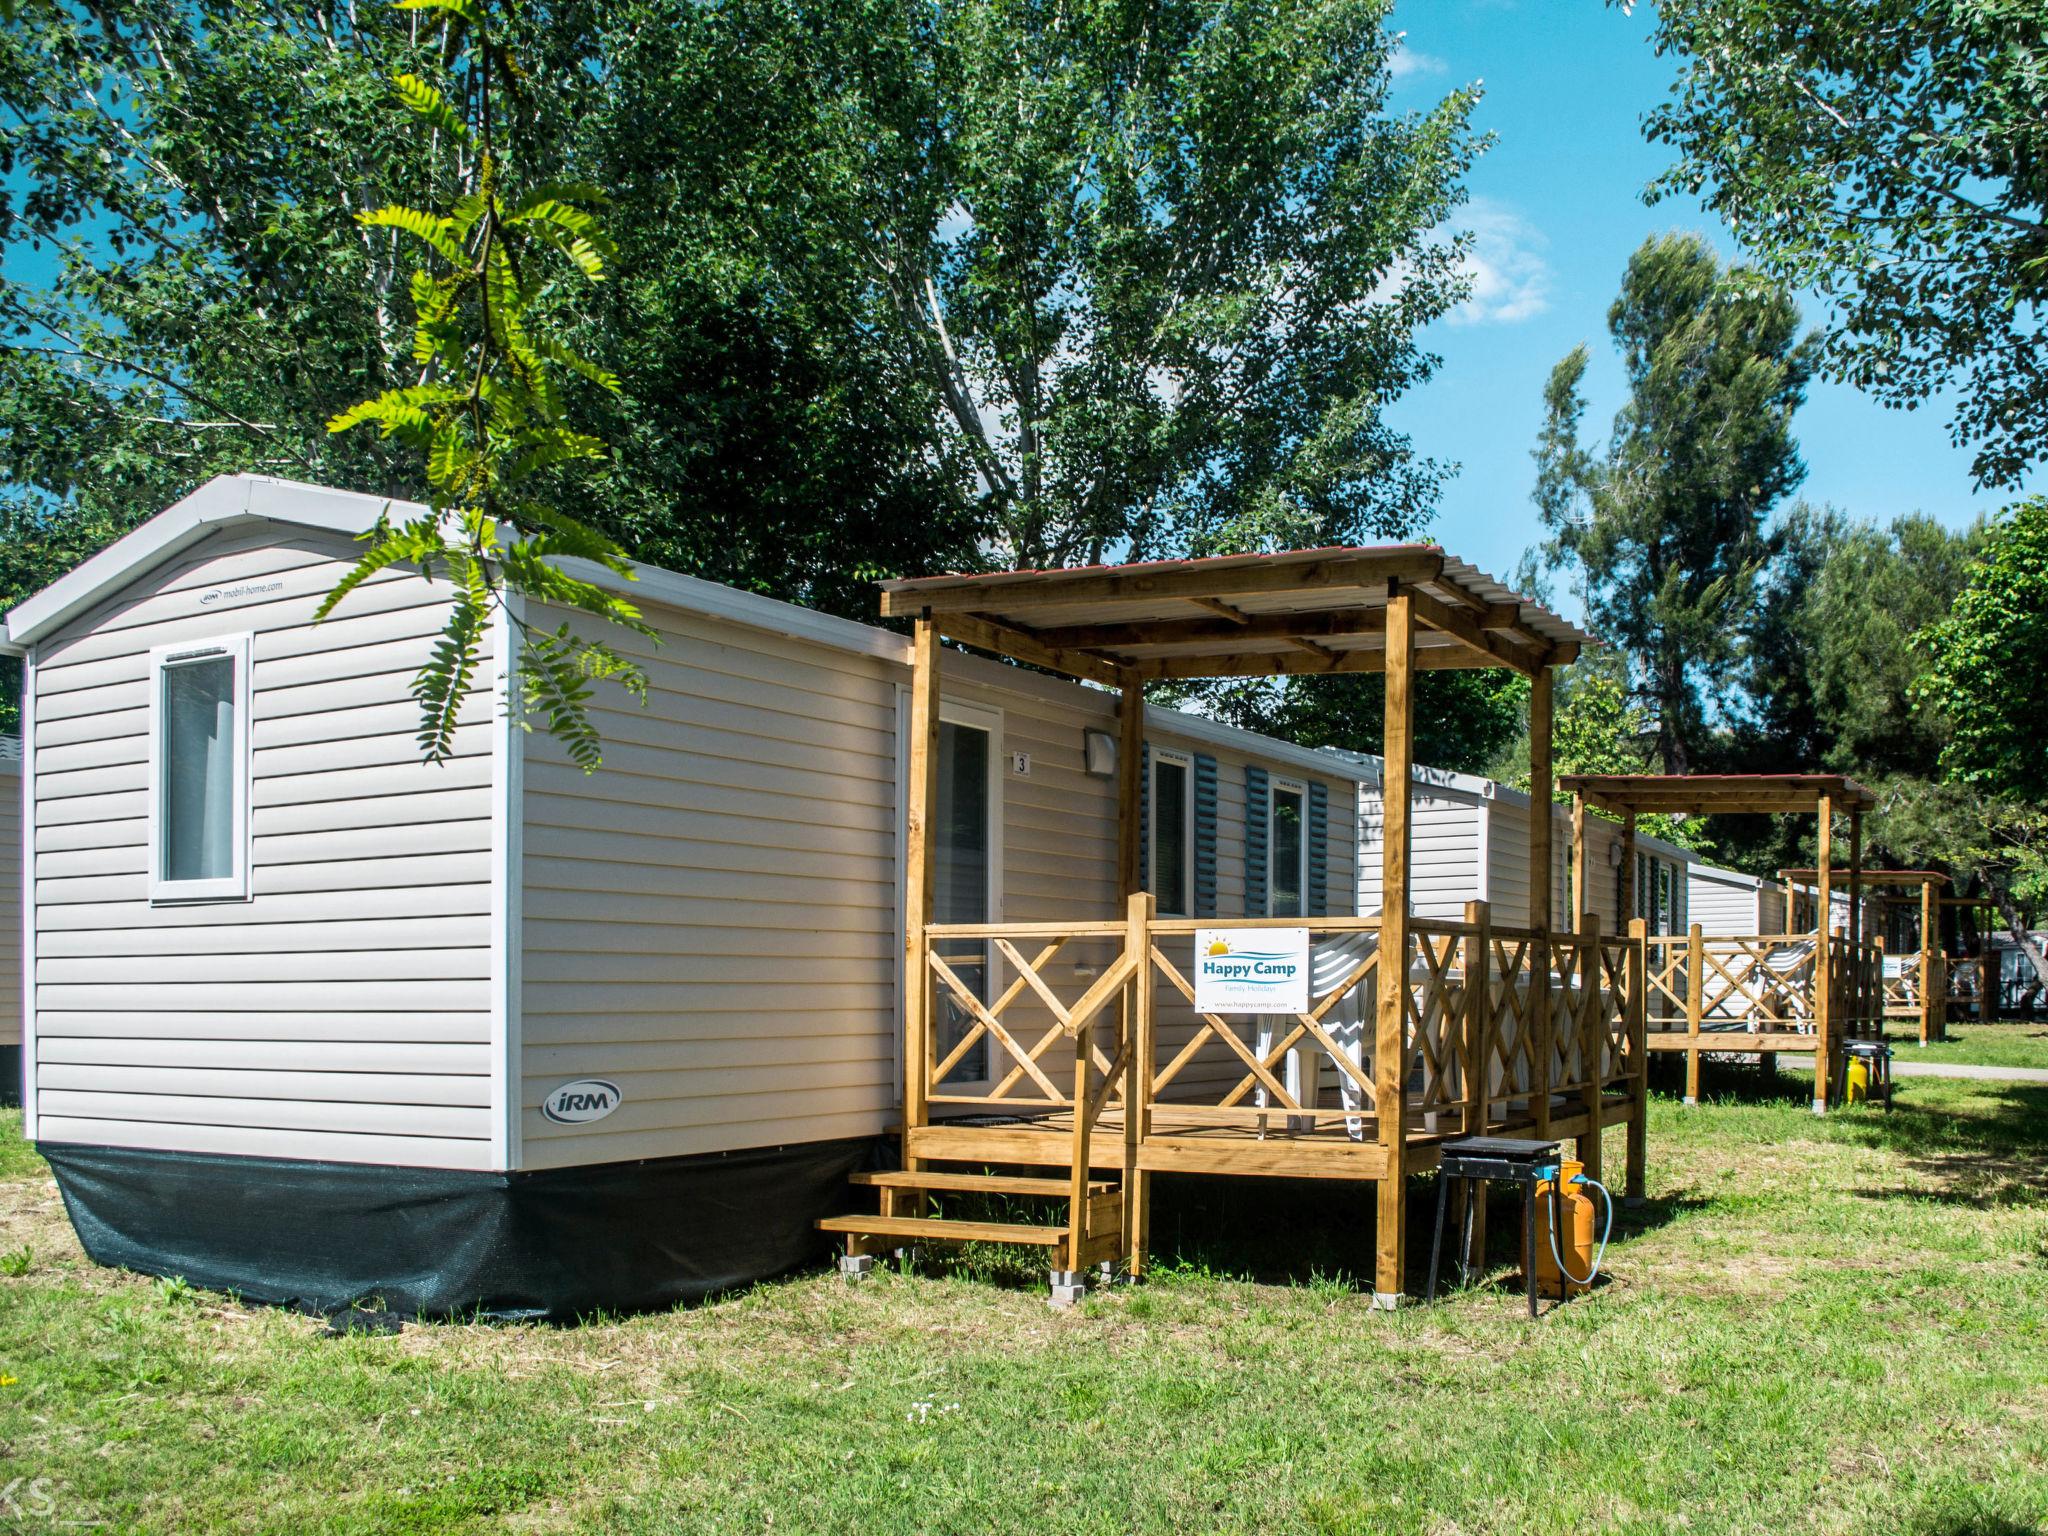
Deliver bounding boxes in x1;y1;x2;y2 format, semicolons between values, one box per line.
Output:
1137;742;1150;893
1244;765;1269;917
1193;754;1218;919
1307;781;1329;917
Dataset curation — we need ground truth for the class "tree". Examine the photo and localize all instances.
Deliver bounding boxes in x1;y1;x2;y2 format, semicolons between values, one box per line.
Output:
1214;671;1528;779
737;0;1483;567
1917;497;2048;803
1632;0;2048;491
321;0;654;768
1707;505;1984;876
1533;232;1818;774
0;1;986;729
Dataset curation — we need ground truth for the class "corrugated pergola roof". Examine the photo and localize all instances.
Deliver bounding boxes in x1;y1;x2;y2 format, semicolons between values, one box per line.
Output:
877;545;1592;684
1559;773;1878;816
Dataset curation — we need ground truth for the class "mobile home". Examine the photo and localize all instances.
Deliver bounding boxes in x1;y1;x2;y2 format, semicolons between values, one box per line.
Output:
2;476;1368;1317
1352;760;1695;935
1688;861;1786;937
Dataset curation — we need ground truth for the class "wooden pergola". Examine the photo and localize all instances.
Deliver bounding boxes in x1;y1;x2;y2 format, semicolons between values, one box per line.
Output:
1781;868;1950;1044
1557;775;1880;1112
820;545;1631;1306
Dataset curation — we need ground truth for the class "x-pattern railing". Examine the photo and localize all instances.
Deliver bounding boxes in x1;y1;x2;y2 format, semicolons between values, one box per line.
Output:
1146;920;1382;1128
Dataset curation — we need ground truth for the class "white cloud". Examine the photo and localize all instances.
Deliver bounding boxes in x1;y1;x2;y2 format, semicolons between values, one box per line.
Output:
1448;200;1552;325
1388;40;1447;80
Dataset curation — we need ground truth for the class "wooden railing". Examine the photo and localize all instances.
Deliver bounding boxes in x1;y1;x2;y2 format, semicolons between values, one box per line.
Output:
913;898;1643;1152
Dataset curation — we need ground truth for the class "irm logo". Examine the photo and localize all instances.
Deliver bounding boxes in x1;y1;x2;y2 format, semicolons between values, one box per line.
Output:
541;1079;623;1125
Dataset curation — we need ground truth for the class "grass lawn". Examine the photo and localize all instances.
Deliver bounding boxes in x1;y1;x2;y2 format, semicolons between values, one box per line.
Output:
2;1078;2046;1535
1906;1020;2048;1072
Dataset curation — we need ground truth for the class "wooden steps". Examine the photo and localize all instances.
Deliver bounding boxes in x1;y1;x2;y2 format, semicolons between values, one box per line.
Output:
817;1214;1068;1247
849;1170;1114;1197
821;1155;1125;1283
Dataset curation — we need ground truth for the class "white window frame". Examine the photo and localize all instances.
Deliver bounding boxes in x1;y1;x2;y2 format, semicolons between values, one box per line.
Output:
1149;746;1196;918
147;632;253;904
1267;774;1310;919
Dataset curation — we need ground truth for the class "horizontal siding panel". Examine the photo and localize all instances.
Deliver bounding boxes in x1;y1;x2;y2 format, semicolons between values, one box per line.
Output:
521;1008;892;1046
39;1063;488;1107
40;979;486;1012
35;1010;488;1044
524;854;890;908
521;1060;888;1108
523;888;890;930
38;947;492;984
37;913;488;959
253;750;491;807
38;850;491;905
522;948;888;985
523;979;892;1014
523;820;883;875
525;1034;887;1075
522;1081;889;1144
526;766;892;838
524;922;889;962
36;1091;489;1141
32;1115;494;1169
38;1038;486;1074
516;1109;886;1170
37;884;492;932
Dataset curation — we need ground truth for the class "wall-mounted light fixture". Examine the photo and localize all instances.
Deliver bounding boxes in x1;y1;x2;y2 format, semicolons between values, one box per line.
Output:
1083;729;1118;779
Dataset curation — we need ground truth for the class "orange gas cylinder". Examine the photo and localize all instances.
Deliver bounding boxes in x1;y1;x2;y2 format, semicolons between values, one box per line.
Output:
1533;1157;1597;1299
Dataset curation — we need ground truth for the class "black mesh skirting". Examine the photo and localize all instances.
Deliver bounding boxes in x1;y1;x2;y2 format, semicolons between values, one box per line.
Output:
42;1135;883;1321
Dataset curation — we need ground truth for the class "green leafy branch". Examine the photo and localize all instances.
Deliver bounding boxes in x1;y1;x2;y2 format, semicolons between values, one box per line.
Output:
321;0;648;771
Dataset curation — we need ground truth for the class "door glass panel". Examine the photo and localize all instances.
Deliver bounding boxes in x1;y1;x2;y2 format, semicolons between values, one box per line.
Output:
1271;785;1305;918
933;721;990;1084
1153;758;1190;916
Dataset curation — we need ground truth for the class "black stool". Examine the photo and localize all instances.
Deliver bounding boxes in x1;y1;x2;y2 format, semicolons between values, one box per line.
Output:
1843;1039;1894;1109
1426;1136;1560;1317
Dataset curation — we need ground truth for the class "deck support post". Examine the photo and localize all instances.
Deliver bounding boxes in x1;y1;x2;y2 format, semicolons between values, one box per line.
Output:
1528;668;1554;1140
1848;810;1865;1041
1684;922;1704;1105
1374;583;1415;1308
1625;917;1648;1203
1460;899;1491;1278
1124;890;1154;1277
1577;910;1604;1184
1814;793;1835;1113
1919;877;1937;1045
900;617;943;1202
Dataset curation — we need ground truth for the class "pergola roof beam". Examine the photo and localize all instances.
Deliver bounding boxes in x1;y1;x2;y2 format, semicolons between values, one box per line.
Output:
879;549;1449;618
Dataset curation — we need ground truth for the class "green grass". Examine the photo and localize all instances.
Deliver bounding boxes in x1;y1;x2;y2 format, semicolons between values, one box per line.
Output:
1908;1020;2048;1072
2;1088;2047;1534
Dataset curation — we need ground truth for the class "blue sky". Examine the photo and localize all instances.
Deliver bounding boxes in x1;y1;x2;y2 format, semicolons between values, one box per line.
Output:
1384;0;2033;603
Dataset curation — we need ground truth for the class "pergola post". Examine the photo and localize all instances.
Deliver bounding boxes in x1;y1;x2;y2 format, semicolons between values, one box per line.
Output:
1813;793;1835;1114
1528;669;1554;1140
902;618;943;1179
1620;813;1637;928
1919;877;1937;1045
1571;791;1588;933
1374;585;1416;1309
1849;810;1865;1040
1625;916;1649;1203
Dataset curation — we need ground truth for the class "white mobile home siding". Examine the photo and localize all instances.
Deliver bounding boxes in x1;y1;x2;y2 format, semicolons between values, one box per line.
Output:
516;597;1361;1170
0;738;19;1058
1690;864;1766;935
25;529;500;1169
